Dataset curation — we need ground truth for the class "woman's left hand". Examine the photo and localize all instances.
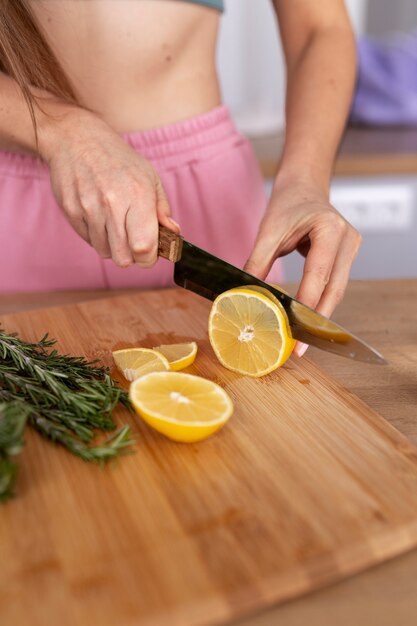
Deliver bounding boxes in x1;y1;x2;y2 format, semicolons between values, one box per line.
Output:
244;181;362;354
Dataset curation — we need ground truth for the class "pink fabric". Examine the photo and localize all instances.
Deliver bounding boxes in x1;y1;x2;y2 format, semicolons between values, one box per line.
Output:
0;105;281;293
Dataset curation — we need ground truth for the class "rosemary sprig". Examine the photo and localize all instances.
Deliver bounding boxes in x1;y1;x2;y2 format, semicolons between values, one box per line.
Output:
0;328;134;501
0;401;29;501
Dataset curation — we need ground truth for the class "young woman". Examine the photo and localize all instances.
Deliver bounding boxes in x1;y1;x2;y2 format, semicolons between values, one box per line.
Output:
0;0;359;356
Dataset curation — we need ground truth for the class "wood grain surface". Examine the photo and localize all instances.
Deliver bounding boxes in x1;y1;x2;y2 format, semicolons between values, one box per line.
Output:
2;287;417;626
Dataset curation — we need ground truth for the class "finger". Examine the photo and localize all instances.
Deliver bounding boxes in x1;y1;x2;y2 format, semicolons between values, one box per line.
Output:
294;227;343;310
106;206;134;268
244;223;282;279
126;202;159;267
294;342;309;358
315;230;362;319
155;178;180;234
67;214;90;245
294;229;361;358
87;220;112;258
292;229;341;358
60;194;91;245
80;200;111;259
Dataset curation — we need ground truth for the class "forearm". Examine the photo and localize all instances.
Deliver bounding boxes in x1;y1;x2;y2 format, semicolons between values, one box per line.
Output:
0;71;87;158
245;12;360;320
276;27;356;194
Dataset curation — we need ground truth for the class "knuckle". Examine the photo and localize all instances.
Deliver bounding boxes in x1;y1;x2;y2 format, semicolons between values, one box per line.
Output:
103;189;118;207
61;198;77;219
131;237;156;257
81;195;98;216
329;213;347;235
135;183;156;205
354;229;363;247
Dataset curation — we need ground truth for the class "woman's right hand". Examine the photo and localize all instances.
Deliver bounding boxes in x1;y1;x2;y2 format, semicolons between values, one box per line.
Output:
39;107;179;268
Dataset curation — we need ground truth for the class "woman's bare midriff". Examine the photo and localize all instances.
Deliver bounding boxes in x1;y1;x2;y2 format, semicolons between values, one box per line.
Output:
0;0;221;153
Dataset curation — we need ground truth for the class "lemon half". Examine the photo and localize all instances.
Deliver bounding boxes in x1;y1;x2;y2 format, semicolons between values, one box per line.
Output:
129;372;233;442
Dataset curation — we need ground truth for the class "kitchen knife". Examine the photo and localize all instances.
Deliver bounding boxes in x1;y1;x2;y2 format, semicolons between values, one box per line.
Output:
158;226;385;364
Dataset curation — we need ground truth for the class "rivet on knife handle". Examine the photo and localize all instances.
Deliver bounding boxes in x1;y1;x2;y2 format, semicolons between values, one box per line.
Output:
158;225;183;262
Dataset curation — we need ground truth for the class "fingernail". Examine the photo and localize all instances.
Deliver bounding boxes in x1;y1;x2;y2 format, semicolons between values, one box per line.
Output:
295;343;308;358
168;217;180;231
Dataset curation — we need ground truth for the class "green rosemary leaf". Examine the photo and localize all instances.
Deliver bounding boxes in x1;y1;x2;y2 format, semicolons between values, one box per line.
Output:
0;401;30;501
31;416;134;463
0;457;18;502
0;401;29;453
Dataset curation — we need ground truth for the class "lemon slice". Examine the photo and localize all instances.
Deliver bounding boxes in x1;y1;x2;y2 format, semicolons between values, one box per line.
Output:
254;284;350;344
129;372;233;442
290;301;350;343
270;284;290;296
208;287;295;377
112;348;169;381
152;341;197;371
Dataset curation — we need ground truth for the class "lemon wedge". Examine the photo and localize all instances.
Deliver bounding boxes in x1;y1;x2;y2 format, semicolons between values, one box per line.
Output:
129;372;233;442
208;286;295;377
152;341;197;371
112;348;169;381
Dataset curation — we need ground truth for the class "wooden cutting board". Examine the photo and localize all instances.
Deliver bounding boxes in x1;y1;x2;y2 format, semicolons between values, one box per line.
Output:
2;288;417;626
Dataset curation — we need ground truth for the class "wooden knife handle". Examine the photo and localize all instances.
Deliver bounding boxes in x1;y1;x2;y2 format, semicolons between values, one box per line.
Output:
158;225;183;262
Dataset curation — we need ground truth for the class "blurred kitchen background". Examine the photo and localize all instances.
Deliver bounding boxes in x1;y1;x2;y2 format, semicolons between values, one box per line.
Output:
217;0;417;280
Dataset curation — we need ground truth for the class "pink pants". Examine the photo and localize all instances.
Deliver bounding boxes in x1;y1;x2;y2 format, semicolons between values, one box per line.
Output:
0;105;281;293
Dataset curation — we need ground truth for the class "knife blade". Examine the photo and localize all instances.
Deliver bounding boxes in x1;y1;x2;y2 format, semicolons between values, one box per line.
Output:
158;226;385;364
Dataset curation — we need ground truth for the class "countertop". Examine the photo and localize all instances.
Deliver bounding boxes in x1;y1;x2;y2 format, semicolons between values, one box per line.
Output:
250;126;417;178
1;278;417;626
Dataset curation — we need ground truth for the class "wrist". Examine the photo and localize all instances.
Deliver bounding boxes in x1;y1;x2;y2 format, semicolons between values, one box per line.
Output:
273;167;330;200
275;141;335;197
36;103;102;162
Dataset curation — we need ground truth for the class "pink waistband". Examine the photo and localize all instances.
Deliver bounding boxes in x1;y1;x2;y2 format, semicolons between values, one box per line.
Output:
0;105;239;178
